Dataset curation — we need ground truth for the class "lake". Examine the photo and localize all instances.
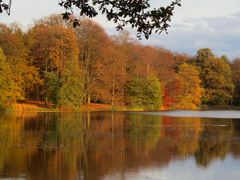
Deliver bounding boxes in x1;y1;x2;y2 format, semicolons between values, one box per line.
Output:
0;111;239;180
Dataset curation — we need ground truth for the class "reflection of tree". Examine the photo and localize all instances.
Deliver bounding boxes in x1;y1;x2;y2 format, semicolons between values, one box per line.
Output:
84;112;126;180
173;117;203;156
195;119;233;167
230;120;240;158
0;112;239;179
43;113;86;180
159;117;203;162
0;112;39;175
0;112;88;179
125;114;162;150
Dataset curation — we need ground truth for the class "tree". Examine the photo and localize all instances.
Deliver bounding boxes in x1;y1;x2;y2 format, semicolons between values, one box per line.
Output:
28;22;79;75
94;45;127;106
113;31;139;78
0;48;16;108
125;74;162;110
174;63;203;110
0;23;25;59
58;60;84;110
28;19;80;103
162;75;183;109
75;19;112;104
194;49;233;106
201;57;233;106
195;48;214;70
231;58;240;105
44;72;60;105
0;23;41;101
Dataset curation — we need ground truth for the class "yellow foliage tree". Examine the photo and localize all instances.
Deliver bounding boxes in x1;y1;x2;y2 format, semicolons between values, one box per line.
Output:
174;63;203;110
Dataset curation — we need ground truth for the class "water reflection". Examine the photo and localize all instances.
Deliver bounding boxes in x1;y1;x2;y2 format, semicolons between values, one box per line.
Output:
0;112;239;179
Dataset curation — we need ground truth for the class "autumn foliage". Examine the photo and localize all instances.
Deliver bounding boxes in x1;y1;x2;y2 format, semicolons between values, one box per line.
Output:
0;15;237;110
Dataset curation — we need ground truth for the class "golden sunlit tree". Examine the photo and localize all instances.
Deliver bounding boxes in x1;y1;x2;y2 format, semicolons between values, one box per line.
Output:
174;63;203;110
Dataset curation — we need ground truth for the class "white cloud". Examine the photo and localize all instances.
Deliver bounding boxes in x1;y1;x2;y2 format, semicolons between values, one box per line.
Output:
145;12;240;59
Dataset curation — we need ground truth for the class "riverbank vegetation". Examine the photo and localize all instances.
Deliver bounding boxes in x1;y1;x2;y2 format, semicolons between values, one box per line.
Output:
0;15;239;111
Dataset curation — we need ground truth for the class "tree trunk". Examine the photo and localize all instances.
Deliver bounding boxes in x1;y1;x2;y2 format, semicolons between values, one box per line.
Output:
87;93;91;104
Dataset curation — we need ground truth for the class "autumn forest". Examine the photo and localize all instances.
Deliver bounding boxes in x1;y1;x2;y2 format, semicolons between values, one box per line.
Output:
0;15;240;111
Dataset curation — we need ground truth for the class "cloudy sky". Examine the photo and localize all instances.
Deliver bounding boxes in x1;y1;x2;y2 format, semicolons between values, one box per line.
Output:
1;0;240;59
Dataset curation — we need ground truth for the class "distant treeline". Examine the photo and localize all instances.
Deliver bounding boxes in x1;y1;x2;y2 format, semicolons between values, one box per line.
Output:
0;15;239;110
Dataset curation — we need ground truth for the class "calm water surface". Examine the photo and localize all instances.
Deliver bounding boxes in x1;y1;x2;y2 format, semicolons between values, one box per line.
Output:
0;111;239;180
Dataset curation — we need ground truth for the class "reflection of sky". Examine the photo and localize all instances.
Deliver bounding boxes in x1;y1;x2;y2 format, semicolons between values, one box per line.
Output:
142;111;240;119
103;155;240;180
1;0;240;59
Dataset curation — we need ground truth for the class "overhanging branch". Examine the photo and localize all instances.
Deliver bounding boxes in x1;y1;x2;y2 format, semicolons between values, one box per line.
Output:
0;0;11;15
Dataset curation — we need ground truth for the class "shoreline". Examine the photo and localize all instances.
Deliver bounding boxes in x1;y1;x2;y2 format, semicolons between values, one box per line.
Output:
2;101;239;113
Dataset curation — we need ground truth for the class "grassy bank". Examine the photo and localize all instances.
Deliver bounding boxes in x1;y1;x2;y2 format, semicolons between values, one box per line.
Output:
10;101;57;112
7;101;126;112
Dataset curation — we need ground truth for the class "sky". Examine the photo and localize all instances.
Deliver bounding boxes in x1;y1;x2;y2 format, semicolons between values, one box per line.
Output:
1;0;240;59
